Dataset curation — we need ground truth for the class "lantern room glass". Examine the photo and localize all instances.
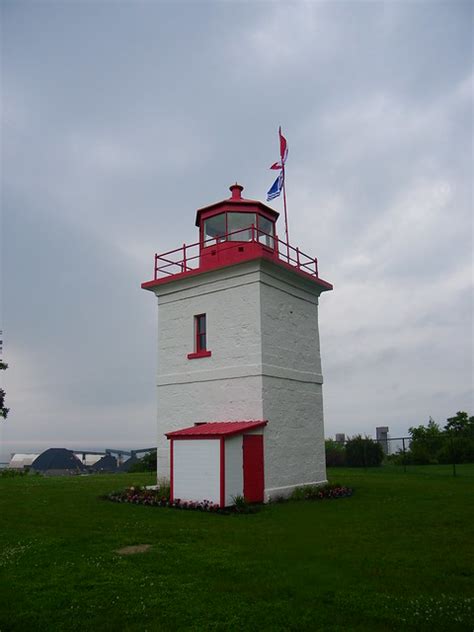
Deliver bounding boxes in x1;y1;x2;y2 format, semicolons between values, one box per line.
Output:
227;212;256;241
203;214;226;243
257;215;275;248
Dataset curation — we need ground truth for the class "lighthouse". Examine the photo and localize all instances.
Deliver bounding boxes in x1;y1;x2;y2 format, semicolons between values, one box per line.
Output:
142;184;333;504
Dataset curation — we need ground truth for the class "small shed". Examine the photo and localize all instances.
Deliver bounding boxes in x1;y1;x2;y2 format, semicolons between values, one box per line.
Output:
166;421;267;507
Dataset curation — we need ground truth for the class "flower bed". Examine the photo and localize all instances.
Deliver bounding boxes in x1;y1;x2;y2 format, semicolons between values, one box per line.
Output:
104;486;252;514
103;482;353;514
289;483;353;501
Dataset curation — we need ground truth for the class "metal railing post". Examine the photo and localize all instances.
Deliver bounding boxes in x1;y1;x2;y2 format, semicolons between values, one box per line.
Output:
314;258;318;276
154;253;158;279
182;243;187;272
450;434;457;477
296;247;300;270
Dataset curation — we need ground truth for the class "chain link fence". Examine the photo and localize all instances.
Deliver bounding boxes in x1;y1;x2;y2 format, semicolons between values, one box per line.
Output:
327;434;473;476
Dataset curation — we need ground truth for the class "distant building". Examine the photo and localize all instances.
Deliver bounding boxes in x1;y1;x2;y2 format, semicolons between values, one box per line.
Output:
31;448;86;476
91;454;117;473
74;453;102;467
117;455;139;472
376;427;389;454
8;454;39;469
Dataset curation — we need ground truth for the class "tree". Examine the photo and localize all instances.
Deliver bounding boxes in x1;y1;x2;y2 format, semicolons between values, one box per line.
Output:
444;411;474;437
408;417;443;464
128;450;157;473
406;413;474;465
345;435;384;467
0;361;8;420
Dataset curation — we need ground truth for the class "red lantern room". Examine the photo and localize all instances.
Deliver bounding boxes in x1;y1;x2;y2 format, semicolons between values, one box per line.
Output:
195;183;279;270
142;183;333;292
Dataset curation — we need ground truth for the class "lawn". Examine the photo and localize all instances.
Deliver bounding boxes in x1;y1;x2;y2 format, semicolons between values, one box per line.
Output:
0;466;473;631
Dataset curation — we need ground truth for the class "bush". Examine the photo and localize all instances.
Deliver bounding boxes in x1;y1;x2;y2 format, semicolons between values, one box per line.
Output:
0;469;30;478
325;439;346;467
437;437;474;464
345;435;384;467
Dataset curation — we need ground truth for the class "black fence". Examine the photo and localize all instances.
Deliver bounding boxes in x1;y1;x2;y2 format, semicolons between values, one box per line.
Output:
326;435;473;476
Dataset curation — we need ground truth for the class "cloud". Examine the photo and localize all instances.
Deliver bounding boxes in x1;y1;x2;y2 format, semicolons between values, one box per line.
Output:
1;2;472;460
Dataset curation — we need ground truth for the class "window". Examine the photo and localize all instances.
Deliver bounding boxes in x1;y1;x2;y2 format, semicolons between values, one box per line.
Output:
195;314;206;352
227;212;256;241
187;314;212;359
257;215;275;248
204;214;226;243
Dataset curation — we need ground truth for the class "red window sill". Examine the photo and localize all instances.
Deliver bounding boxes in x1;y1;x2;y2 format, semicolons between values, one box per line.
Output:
187;350;212;360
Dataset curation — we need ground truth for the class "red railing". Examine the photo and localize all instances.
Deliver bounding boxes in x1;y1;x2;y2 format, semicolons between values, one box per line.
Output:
152;225;319;280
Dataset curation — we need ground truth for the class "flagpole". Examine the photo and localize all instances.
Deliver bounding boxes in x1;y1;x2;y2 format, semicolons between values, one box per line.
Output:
281;163;290;262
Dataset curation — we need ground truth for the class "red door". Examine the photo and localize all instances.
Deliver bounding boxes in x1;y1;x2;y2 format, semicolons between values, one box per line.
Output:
243;435;264;503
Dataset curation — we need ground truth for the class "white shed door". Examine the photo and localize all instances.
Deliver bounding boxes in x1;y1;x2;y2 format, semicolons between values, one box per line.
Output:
173;440;220;504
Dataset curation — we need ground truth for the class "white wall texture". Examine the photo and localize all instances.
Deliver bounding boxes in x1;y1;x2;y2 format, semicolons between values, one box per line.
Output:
151;258;328;496
173;439;220;504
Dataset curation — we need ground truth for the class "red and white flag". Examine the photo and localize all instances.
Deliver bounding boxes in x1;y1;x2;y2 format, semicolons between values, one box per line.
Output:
270;126;288;170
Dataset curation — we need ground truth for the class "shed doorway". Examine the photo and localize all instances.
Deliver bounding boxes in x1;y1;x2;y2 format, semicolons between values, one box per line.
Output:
243;435;264;502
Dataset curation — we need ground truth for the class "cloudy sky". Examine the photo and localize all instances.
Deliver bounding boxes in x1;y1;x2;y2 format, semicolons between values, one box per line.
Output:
1;1;472;460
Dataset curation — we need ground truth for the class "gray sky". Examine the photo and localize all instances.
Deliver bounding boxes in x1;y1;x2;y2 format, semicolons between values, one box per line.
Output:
1;1;473;460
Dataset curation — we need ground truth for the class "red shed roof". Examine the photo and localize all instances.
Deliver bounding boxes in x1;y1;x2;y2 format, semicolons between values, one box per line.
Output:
166;420;267;439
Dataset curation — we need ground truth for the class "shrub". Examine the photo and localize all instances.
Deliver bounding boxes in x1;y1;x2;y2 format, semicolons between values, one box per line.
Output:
345;435;384;467
325;439;346;467
437;437;474;464
0;469;29;478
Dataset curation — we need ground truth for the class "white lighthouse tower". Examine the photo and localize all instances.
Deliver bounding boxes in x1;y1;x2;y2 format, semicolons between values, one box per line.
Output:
142;184;333;503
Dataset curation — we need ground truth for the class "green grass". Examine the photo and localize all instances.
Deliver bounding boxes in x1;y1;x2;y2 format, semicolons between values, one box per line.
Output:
1;466;473;631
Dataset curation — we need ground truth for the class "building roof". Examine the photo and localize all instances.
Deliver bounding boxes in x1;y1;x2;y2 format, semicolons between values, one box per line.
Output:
166;420;268;439
31;448;86;472
91;454;117;472
8;454;39;468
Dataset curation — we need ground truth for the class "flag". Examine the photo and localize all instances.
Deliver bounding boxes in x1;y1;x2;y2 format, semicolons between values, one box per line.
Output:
279;126;288;163
266;171;284;201
269;127;288;170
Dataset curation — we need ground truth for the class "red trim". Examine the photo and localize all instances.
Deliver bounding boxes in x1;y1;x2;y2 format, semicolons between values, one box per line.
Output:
220;437;225;508
169;439;174;503
142;247;333;292
187;314;211;359
195;314;206;353
187;350;212;359
166;420;268;439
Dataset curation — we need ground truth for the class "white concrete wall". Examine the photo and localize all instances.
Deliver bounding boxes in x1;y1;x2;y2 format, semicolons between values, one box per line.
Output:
151;258;328;495
173;439;220;504
260;268;322;376
224;435;243;505
262;378;326;499
154;263;264;478
259;266;327;498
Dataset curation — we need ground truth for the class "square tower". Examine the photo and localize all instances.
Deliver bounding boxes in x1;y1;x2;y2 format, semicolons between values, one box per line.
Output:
142;184;333;501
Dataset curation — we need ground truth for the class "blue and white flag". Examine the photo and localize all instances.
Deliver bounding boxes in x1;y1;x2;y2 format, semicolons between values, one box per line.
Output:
266;171;284;201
